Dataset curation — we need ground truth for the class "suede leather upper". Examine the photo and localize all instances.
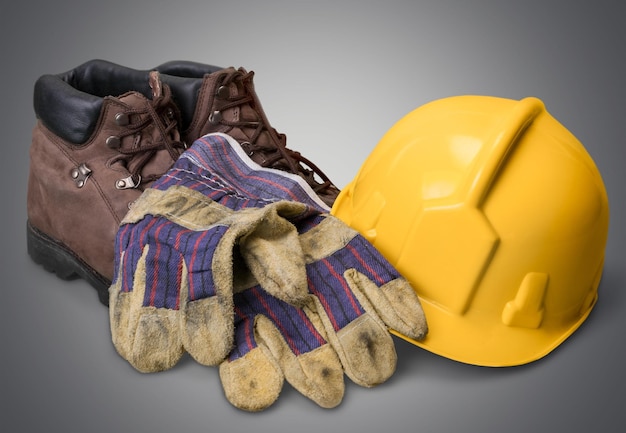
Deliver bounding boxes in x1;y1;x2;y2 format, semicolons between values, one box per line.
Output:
28;67;186;282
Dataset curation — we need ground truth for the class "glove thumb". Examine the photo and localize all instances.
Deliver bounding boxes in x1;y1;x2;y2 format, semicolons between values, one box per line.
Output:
233;201;311;306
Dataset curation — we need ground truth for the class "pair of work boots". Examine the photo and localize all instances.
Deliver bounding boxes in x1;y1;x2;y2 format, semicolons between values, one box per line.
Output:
26;59;340;305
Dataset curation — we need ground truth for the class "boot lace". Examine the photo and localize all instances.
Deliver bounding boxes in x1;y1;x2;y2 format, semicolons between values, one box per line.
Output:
108;79;186;190
213;68;337;195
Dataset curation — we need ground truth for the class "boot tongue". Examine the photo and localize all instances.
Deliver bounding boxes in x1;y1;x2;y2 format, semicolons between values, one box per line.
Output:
219;69;288;164
115;70;163;107
116;72;181;187
209;68;340;205
149;70;163;99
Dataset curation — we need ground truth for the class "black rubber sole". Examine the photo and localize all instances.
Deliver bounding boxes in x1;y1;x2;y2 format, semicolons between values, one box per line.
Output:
26;220;111;306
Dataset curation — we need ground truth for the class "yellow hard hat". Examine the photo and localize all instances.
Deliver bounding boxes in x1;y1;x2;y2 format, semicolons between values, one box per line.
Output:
331;95;609;367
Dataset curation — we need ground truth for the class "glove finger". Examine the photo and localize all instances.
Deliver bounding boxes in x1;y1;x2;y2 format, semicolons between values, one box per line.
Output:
221;288;345;411
109;251;132;360
109;222;145;358
254;311;344;409
300;215;428;341
110;245;150;364
345;268;428;342
111;244;184;372
231;203;310;305
174;223;238;366
180;258;234;366
308;296;397;388
219;316;285;412
128;307;183;372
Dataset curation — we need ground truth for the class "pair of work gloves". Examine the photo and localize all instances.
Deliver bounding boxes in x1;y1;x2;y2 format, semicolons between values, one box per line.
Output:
109;132;428;411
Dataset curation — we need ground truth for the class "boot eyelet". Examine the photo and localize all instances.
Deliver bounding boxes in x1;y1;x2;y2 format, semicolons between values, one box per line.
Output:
209;110;222;124
115;174;141;190
241;141;254;157
114;112;130;126
70;163;92;188
216;85;230;99
106;136;121;149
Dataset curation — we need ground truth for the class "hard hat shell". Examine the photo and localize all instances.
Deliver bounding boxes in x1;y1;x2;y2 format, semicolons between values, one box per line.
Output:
331;95;609;367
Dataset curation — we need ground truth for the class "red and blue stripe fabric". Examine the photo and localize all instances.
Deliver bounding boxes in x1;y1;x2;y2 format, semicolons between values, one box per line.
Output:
112;132;328;310
152;132;329;214
114;214;229;309
304;222;398;331
230;285;327;361
111;132;425;407
228;213;404;362
143;132;407;355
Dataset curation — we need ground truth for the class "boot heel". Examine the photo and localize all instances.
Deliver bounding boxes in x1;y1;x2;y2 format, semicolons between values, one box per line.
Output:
27;220;111;305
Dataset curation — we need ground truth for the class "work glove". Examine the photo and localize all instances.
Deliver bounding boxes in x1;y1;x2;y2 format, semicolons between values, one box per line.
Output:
219;212;428;411
109;181;313;373
163;133;427;410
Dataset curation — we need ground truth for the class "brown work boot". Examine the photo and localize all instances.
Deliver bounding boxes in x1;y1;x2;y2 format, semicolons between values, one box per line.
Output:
156;63;340;206
27;60;186;304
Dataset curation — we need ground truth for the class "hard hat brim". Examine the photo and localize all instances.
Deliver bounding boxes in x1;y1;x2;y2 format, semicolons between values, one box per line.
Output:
390;293;597;367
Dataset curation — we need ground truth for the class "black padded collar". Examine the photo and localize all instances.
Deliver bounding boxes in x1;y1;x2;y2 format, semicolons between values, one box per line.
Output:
33;59;224;145
33;59;152;144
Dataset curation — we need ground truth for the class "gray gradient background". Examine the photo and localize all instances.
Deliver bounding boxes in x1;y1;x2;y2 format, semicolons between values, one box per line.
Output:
1;1;624;432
